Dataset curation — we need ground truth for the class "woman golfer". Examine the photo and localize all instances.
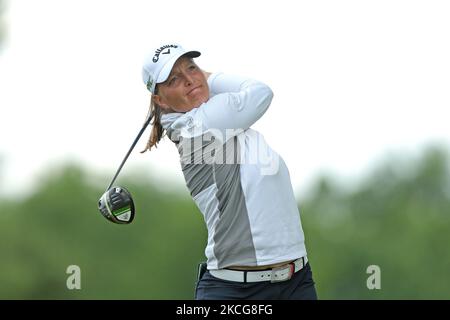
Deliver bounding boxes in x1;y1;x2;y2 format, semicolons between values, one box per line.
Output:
141;43;317;300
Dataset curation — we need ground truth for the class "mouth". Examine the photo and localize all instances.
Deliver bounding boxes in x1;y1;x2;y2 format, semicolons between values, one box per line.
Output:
187;85;202;96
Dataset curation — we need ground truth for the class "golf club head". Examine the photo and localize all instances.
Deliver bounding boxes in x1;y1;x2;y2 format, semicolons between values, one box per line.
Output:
98;186;135;224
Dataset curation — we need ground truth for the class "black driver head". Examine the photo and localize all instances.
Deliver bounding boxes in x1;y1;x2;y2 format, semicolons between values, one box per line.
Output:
98;186;135;224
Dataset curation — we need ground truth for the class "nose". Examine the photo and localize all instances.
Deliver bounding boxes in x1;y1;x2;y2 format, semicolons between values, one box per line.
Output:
183;73;194;87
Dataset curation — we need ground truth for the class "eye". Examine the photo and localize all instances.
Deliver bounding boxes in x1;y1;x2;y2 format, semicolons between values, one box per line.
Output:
168;76;177;86
188;64;197;71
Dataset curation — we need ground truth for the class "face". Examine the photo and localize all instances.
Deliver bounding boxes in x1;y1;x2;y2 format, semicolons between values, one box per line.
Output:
153;56;209;113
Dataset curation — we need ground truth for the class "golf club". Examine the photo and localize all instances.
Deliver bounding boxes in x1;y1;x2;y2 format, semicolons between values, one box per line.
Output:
97;113;153;224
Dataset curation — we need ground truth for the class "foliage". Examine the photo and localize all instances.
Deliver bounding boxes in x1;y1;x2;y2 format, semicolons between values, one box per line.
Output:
0;145;449;299
302;145;450;299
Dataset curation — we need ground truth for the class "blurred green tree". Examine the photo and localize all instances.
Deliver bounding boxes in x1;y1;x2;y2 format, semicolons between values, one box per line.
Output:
302;144;450;299
0;163;207;299
0;145;449;299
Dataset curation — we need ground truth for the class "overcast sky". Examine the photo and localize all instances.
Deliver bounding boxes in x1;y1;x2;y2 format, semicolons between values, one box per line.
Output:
1;0;449;197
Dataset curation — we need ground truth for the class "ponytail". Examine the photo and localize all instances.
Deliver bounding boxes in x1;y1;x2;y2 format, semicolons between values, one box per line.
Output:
140;96;165;153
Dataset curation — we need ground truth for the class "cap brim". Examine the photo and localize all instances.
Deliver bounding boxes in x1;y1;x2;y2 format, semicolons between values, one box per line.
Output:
156;50;201;84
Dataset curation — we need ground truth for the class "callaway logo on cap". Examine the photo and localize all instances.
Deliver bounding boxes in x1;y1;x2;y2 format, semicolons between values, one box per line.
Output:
142;43;201;94
152;44;179;63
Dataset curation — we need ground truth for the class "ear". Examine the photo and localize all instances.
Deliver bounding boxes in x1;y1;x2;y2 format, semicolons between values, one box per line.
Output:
152;94;170;111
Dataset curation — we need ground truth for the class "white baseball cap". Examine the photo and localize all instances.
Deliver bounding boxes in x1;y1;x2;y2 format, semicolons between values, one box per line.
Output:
142;44;201;94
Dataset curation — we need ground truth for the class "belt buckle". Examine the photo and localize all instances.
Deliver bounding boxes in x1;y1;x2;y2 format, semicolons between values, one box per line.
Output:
270;263;295;283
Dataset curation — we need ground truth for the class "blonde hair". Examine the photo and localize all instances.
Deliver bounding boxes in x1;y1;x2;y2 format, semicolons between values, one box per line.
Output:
140;91;165;153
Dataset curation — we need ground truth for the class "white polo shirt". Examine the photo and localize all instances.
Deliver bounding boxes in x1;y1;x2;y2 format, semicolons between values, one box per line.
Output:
161;73;306;269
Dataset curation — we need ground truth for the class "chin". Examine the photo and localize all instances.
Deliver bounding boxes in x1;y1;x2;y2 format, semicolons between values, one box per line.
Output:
181;93;209;112
193;95;209;108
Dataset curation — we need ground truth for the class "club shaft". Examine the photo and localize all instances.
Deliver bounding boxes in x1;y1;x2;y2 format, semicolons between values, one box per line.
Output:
106;114;153;191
